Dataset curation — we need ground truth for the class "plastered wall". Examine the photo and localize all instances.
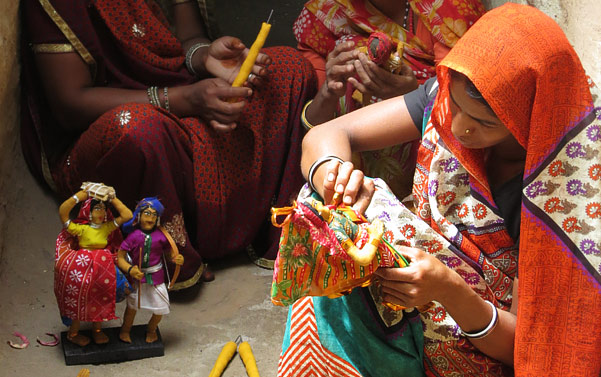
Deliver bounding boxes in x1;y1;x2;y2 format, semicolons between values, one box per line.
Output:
0;2;20;262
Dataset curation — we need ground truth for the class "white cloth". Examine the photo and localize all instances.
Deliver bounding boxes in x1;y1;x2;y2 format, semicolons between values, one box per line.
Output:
127;282;170;315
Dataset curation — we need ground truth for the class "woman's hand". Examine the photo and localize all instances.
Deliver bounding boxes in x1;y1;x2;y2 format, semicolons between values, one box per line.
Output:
203;36;271;87
374;246;456;307
183;77;253;133
349;52;418;100
318;160;375;214
323;41;357;98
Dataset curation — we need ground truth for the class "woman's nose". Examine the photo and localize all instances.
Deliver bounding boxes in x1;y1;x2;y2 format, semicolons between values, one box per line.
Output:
451;112;472;136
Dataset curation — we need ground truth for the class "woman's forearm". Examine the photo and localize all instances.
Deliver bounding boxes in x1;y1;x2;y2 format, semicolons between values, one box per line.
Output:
439;271;516;365
301;96;420;182
305;84;341;126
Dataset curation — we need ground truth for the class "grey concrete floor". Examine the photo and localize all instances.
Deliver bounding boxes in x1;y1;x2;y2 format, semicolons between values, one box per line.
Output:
0;144;288;376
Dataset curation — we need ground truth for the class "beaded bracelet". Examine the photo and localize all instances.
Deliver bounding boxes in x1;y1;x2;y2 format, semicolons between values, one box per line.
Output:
460;300;499;339
308;155;344;192
185;42;211;77
147;86;161;108
163;87;170;113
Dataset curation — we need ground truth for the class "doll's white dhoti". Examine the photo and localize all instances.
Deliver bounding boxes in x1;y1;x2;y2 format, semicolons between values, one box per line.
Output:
127;282;170;315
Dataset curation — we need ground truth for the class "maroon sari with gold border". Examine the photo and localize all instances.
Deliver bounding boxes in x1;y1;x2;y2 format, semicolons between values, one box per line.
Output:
21;0;317;289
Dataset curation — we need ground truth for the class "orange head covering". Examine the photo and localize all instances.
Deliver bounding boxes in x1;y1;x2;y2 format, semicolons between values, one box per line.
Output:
432;4;600;375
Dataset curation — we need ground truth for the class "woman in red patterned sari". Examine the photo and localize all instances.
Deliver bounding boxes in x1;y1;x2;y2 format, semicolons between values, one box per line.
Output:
21;0;317;288
295;0;485;199
280;4;601;376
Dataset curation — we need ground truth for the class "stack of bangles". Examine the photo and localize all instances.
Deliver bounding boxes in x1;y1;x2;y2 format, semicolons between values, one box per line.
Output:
147;86;170;113
459;300;499;339
308;155;344;192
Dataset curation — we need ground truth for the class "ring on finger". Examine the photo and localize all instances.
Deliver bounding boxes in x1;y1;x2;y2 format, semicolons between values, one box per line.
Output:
248;72;256;81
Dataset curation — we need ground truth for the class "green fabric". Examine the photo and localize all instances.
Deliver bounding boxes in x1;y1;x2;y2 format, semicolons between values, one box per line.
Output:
282;289;425;377
143;233;153;285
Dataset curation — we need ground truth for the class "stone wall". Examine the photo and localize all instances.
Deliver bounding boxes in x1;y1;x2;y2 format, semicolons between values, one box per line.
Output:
0;2;20;262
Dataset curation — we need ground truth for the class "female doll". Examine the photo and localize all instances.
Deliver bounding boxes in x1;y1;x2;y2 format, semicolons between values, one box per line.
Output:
56;183;133;346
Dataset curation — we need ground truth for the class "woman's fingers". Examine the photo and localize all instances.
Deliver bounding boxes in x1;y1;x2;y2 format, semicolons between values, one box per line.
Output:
209;120;237;133
321;160;342;201
327;41;355;62
352;178;375;214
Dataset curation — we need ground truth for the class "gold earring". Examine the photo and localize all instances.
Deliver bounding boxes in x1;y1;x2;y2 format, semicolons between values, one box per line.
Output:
465;129;471;134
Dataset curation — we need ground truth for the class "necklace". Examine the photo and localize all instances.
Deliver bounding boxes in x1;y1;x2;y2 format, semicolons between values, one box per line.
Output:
403;1;411;30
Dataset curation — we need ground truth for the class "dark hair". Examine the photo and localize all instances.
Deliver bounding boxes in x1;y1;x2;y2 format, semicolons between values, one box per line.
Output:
449;70;494;112
90;199;106;210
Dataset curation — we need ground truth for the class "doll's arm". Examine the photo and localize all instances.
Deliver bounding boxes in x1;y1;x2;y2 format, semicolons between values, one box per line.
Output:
111;198;133;226
117;249;143;280
170;246;184;266
58;190;88;225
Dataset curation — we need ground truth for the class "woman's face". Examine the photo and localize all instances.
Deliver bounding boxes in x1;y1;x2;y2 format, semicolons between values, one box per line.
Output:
448;74;513;149
91;203;106;224
139;208;158;231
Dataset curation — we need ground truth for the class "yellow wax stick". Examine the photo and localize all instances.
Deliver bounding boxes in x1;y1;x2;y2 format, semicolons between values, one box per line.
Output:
231;22;271;87
208;341;238;377
238;341;261;377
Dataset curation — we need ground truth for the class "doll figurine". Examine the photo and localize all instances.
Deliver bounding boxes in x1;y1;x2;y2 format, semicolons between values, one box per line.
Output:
117;197;184;343
56;182;133;346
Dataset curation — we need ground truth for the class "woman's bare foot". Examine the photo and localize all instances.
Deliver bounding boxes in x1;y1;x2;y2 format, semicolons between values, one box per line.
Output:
67;332;90;347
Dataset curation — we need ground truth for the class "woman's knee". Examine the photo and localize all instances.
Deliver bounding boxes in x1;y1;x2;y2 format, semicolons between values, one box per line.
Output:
92;103;169;145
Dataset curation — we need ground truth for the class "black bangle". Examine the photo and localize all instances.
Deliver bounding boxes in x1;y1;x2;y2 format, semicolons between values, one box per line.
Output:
127;265;134;275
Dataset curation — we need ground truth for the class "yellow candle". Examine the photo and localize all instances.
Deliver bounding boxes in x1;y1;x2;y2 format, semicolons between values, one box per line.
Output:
231;22;271;87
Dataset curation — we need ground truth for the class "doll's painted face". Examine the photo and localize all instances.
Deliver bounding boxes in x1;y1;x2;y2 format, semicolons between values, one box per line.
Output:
140;208;158;231
90;202;107;225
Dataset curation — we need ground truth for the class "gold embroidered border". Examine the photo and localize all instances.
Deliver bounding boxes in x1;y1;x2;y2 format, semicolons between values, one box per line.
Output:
32;43;74;54
38;0;97;78
246;244;275;269
168;263;204;291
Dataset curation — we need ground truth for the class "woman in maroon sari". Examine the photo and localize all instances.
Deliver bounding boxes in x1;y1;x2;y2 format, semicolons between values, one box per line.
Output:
21;0;317;289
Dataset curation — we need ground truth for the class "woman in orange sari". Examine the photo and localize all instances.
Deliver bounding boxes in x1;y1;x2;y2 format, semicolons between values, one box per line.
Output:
279;4;601;376
295;0;485;198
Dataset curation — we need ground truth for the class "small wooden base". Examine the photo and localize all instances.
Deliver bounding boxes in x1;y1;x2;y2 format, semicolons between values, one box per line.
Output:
61;325;164;365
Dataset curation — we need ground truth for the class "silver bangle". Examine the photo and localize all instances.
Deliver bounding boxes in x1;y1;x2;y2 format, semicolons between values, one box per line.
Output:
460;300;499;339
308;155;344;192
185;42;211;77
63;219;71;228
72;194;79;204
